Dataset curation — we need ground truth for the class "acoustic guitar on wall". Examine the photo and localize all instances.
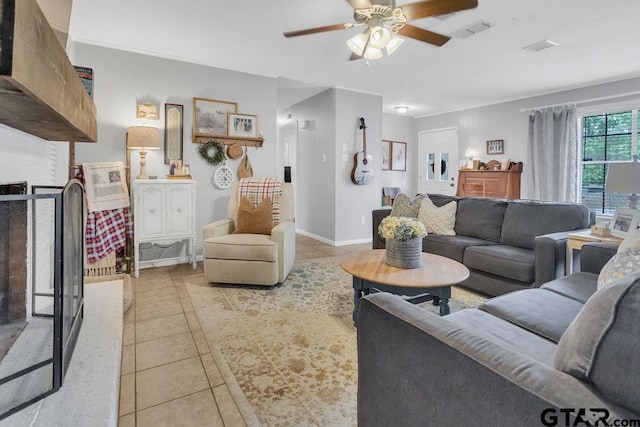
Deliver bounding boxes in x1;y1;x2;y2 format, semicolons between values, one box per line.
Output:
351;117;374;185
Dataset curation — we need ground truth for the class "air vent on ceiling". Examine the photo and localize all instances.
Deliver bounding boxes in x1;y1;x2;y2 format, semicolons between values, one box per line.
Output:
522;39;558;52
451;20;491;39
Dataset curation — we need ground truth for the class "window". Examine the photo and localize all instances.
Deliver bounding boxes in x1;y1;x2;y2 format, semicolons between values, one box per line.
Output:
580;109;639;214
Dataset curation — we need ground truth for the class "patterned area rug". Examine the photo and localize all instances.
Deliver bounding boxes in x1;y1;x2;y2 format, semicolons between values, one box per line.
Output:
186;257;487;427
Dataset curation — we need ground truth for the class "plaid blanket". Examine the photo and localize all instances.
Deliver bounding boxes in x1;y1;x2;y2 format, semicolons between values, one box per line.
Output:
76;168;133;263
85;207;133;263
238;177;282;224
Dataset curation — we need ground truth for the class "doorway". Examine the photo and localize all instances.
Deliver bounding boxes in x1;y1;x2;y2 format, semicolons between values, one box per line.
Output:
418;128;459;196
278;121;298;218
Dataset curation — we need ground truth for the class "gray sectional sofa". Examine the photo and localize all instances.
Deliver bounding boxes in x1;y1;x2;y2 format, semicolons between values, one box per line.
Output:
372;194;594;296
357;243;640;426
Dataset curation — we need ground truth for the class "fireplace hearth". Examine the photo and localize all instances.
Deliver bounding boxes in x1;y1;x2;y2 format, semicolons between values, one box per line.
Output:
0;180;84;419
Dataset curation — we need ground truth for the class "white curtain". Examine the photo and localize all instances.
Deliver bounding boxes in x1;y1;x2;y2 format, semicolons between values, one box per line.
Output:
526;107;578;202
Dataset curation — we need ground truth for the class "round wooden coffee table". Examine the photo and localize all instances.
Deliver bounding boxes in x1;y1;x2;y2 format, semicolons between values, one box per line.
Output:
340;249;469;325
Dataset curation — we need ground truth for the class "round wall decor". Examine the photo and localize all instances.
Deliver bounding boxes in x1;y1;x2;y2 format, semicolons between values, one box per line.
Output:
227;143;243;160
212;163;234;189
198;140;225;166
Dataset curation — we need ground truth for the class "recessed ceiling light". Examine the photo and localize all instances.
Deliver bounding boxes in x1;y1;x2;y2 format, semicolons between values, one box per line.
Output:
522;39;559;52
395;106;409;114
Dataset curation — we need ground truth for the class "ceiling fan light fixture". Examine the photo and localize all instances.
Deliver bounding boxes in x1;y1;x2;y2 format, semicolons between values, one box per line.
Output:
347;32;368;56
362;46;383;60
369;26;391;49
385;33;404;55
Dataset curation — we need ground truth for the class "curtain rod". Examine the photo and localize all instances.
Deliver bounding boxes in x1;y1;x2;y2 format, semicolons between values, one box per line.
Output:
520;90;640;113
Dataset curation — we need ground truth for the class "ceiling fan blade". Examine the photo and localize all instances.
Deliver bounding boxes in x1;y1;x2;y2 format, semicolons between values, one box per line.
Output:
396;24;450;46
348;52;363;61
283;24;350;38
401;0;478;21
346;0;373;9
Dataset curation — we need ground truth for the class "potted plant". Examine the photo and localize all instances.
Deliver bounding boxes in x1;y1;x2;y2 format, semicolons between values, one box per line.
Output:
378;216;427;268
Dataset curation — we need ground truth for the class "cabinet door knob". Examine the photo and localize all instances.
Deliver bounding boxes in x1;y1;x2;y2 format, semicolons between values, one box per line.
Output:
149;209;156;214
176;208;183;213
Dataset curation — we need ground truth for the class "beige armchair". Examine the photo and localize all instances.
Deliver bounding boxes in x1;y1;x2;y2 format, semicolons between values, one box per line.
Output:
202;181;295;286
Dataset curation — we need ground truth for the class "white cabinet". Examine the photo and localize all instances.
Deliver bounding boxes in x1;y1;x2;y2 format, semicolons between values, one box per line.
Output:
132;179;197;277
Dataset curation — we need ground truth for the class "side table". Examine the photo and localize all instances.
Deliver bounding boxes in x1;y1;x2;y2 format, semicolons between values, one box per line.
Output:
566;229;622;274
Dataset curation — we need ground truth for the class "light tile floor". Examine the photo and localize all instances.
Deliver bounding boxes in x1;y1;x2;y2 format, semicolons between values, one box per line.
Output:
118;234;369;426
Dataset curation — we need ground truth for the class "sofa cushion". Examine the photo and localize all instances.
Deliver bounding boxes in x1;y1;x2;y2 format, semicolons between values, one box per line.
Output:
479;288;584;342
390;193;426;218
426;193;459;207
444;308;556;365
554;272;640;414
423;235;495;263
500;200;591;249
454;198;507;242
464;245;534;283
597;242;640;289
418;197;456;236
540;272;598;304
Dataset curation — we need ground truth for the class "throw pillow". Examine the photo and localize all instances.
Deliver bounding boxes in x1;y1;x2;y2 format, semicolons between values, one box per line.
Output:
597;241;640;289
418;197;456;236
391;193;426;218
554;273;640;413
234;197;273;235
618;227;640;252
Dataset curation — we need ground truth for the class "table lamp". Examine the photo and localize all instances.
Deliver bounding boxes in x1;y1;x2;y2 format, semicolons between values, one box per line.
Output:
127;126;160;179
605;156;640;209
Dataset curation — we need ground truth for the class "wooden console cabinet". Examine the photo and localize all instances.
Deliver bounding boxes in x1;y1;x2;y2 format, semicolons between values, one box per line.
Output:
132;179;197;277
457;163;522;199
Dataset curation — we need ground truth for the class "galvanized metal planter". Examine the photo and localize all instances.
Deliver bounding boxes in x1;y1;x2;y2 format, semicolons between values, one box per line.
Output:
385;237;423;269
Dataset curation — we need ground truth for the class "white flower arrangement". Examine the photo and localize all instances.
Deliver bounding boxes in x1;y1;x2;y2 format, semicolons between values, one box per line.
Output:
378;216;428;241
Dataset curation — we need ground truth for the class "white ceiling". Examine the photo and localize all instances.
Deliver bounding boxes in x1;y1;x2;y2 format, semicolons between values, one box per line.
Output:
66;0;640;117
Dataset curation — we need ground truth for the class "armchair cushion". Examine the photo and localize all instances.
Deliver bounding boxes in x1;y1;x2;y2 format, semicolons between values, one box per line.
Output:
234;197;273;235
204;234;277;262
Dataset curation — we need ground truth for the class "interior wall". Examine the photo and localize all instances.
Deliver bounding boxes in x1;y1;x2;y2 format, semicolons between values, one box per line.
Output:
416;76;640;199
279;89;336;242
381;113;416;198
72;42;278;256
334;89;382;244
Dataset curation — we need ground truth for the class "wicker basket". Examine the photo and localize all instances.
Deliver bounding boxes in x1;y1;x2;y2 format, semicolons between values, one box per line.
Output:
385;237;423;269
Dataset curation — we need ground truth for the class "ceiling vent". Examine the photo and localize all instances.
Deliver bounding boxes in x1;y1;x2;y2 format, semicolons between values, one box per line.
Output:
522;39;559;52
451;20;491;38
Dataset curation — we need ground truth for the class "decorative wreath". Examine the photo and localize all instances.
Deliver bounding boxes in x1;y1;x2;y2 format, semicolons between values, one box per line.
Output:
198;140;225;166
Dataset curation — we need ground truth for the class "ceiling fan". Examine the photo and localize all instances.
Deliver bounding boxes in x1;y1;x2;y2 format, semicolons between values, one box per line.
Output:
283;0;478;60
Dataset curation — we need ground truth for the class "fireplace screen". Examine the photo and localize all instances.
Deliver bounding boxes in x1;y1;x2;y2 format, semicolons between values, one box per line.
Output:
0;180;84;419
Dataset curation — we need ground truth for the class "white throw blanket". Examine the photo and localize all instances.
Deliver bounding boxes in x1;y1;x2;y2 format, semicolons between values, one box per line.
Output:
82;162;130;212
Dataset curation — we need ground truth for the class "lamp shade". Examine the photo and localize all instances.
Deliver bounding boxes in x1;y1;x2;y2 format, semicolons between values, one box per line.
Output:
605;162;640;194
127;126;161;150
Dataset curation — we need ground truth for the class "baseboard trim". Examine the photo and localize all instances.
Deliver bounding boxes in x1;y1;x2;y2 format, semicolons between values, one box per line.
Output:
296;229;371;247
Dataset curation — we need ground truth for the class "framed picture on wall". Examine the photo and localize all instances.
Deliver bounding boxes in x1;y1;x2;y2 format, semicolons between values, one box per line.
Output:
381;140;391;170
192;97;237;138
228;113;258;138
164;103;183;164
610;208;640;237
391;141;407;171
486;139;504;155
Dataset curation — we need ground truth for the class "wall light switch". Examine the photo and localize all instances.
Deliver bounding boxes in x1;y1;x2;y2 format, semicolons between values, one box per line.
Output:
342;143;347;151
322;154;327;162
342;153;349;162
